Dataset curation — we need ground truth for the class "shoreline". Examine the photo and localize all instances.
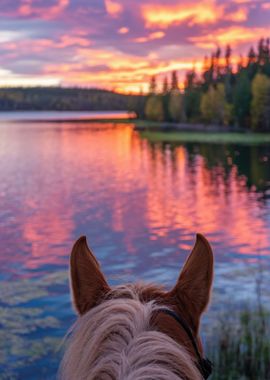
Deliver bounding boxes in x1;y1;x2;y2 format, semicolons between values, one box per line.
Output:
133;119;270;145
134;119;249;133
139;130;270;145
1;113;270;145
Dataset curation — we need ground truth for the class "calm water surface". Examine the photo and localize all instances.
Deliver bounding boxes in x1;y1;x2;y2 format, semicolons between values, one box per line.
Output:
0;118;270;379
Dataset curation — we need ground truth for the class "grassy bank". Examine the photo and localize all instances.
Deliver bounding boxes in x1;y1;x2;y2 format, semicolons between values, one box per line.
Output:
133;119;246;132
140;131;270;145
207;308;270;380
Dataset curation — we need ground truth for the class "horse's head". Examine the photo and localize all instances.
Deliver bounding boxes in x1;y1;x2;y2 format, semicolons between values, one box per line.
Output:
66;234;214;379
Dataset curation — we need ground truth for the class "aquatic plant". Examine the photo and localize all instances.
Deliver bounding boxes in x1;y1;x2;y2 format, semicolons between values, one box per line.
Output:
208;308;270;380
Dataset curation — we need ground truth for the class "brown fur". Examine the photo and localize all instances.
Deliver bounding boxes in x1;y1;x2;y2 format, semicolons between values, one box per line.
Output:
60;233;214;379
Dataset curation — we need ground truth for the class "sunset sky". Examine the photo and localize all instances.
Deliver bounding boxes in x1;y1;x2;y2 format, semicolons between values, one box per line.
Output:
0;0;270;93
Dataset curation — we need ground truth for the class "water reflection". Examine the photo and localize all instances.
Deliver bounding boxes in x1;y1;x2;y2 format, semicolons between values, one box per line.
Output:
0;122;269;275
142;141;270;259
0;121;269;378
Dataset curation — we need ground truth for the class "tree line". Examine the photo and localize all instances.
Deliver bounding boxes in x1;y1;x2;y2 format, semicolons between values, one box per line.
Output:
1;39;270;131
0;87;146;114
144;39;270;131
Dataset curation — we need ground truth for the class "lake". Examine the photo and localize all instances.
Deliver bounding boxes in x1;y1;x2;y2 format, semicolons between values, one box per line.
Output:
0;115;270;379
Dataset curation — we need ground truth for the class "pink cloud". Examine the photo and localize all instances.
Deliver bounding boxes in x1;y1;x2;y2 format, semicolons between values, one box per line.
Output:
104;0;123;17
18;0;69;20
0;35;91;54
262;2;270;9
134;31;165;43
0;0;269;92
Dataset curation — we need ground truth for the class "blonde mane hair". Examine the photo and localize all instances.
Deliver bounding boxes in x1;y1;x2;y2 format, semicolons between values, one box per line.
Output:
59;285;202;380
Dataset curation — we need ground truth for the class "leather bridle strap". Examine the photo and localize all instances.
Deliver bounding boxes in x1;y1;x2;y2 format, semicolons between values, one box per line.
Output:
157;308;213;379
158;308;202;359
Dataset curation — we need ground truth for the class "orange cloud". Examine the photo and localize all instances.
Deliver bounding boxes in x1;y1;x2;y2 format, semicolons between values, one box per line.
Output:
225;7;248;21
141;1;224;28
134;31;165;43
43;44;205;93
190;26;270;48
43;47;155;92
104;0;123;17
118;27;129;34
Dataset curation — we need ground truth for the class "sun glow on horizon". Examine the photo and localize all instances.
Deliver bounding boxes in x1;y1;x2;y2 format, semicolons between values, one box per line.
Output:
0;0;269;92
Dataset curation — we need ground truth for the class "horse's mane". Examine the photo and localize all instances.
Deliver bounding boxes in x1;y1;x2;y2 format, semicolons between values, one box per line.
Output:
59;284;201;380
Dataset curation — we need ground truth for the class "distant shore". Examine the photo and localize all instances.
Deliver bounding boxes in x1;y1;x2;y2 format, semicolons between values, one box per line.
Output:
0;110;136;123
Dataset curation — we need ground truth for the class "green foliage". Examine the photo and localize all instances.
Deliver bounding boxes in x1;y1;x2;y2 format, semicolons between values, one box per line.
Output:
143;39;270;129
127;93;147;119
184;88;201;122
200;84;231;125
251;73;270;131
168;90;184;122
200;87;214;124
145;95;164;122
233;71;252;127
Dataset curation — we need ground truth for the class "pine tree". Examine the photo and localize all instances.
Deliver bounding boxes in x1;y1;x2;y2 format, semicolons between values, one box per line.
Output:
257;38;265;66
162;76;170;120
162;76;169;93
248;47;256;65
149;76;157;94
247;46;258;80
171;71;179;91
225;45;232;73
237;54;244;72
233;71;251;128
145;95;164;121
185;69;196;89
202;55;211;91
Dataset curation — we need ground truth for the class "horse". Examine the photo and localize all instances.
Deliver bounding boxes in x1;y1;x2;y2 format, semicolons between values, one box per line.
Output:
59;233;214;380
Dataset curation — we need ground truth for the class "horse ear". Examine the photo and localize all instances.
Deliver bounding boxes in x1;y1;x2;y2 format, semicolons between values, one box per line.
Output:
171;234;214;331
70;236;110;315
